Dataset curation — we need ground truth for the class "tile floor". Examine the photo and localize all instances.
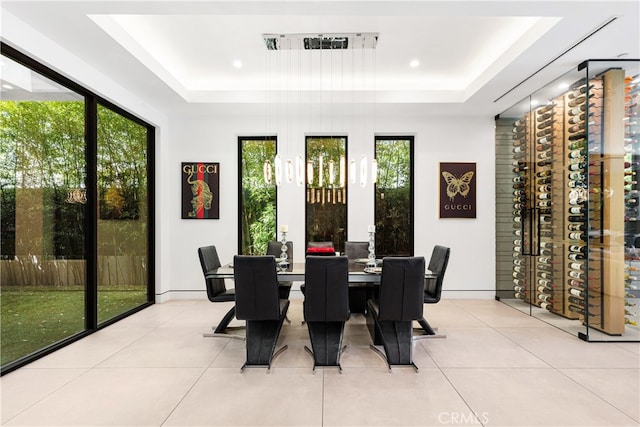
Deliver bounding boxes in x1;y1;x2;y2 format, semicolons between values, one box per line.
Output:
1;299;639;426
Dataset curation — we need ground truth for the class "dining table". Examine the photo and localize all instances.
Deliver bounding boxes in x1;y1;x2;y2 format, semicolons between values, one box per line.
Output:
205;259;437;283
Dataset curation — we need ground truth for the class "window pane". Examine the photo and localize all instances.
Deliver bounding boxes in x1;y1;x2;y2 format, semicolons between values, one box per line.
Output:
239;137;277;255
0;55;86;366
96;105;149;324
375;137;413;256
306;136;347;252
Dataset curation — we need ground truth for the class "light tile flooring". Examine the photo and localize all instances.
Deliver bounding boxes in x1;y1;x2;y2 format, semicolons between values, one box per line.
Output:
1;299;639;426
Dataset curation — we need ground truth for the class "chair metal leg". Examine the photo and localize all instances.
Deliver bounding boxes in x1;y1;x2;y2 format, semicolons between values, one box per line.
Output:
413;317;446;339
203;306;245;339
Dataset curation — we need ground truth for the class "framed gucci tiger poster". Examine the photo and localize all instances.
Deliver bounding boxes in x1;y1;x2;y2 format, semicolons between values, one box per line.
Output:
181;162;220;219
439;162;476;218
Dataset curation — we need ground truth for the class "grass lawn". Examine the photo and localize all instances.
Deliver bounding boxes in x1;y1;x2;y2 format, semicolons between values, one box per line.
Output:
1;286;148;366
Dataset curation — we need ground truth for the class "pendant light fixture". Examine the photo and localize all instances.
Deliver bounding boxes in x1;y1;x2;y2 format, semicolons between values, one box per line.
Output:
262;32;379;187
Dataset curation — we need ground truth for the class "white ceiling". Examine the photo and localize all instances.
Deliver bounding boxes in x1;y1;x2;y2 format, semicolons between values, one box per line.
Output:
1;1;639;116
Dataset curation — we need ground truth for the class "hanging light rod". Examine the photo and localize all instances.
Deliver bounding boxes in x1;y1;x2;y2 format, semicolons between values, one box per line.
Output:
263;33;379;50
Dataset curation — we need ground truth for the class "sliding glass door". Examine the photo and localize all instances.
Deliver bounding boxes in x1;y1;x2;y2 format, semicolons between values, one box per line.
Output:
0;45;154;374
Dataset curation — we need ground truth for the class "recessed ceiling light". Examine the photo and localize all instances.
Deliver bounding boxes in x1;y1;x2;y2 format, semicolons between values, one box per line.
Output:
409;59;420;68
530;99;539;106
2;83;13;90
233;60;243;69
557;82;569;90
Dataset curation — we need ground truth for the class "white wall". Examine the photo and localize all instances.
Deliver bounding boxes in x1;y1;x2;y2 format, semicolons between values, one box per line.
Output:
1;11;173;301
3;11;496;302
167;111;496;300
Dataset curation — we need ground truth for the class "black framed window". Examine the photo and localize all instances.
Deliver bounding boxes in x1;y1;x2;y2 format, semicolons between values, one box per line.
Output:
0;44;154;375
374;136;414;256
238;136;277;255
305;136;347;252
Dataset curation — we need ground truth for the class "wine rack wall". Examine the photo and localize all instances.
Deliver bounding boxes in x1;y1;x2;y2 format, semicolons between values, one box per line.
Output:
507;67;640;337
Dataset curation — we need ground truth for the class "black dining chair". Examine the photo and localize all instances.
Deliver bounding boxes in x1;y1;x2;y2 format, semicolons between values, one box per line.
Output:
415;245;450;339
198;245;237;337
233;255;290;370
367;256;425;371
267;240;294;299
344;241;373;314
303;255;350;371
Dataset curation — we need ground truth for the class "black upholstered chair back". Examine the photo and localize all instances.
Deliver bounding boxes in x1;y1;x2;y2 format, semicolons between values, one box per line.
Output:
266;241;294;259
198;245;226;300
303;256;350;322
233;255;281;321
378;257;426;322
344;241;369;259
425;246;450;303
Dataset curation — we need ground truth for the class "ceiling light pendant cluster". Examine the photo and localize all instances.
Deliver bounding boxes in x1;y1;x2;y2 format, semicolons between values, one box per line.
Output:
262;32;379;188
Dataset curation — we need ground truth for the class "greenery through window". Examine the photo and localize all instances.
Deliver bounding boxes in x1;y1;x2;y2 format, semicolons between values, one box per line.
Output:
96;104;150;324
0;48;154;373
0;55;87;367
239;137;276;255
306;136;347;253
375;136;414;256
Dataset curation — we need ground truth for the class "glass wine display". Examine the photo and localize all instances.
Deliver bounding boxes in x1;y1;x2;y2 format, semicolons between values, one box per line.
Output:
499;59;639;341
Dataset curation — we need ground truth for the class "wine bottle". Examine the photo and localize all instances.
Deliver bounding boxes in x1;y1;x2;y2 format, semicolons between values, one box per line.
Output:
567;279;584;288
540;301;553;310
568;207;584;214
538;264;552;272
569;270;585;280
537;104;555;115
514;285;525;293
569;148;586;158
536;143;551;151
569;244;586;253
513;278;524;286
568;296;585;306
568;253;585;261
537;128;552;137
568;304;593;316
538;285;552;293
514;259;524;266
513;271;524;279
538;184;551;192
537;120;553;130
538;278;552;287
569;287;585;297
538;293;552;302
568;232;585;240
536;112;552;122
568;216;586;223
537;176;552;184
568;223;585;232
568;123;586;133
570;262;584;271
568;96;586;107
568;139;586;150
569;162;586;171
568;113;586;124
515;292;525;299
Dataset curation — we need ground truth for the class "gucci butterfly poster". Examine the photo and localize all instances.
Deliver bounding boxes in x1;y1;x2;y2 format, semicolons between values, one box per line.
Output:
439;162;476;218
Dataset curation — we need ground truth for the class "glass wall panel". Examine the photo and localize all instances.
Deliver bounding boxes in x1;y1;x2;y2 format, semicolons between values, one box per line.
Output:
96;104;150;324
305;136;347;252
238;137;277;255
0;55;86;366
496;59;639;342
374;137;414;256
